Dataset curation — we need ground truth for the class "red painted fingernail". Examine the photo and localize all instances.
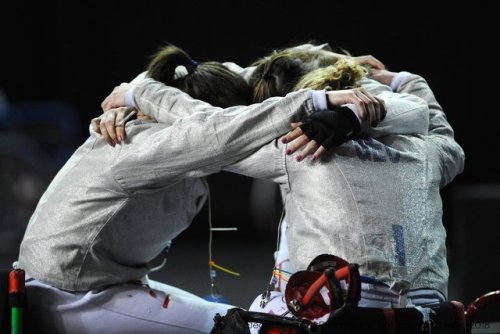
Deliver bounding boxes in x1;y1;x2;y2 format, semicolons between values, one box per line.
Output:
296;155;302;162
281;137;288;143
286;149;292;155
312;155;318;161
163;295;171;308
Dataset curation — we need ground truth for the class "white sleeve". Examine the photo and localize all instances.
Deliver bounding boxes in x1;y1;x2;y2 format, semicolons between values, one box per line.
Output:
112;84;316;192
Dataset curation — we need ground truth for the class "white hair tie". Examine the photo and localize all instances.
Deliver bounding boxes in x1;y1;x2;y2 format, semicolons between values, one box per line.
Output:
174;65;189;80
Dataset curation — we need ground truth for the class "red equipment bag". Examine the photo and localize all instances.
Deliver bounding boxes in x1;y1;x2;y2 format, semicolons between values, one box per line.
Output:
211;254;466;334
465;290;500;334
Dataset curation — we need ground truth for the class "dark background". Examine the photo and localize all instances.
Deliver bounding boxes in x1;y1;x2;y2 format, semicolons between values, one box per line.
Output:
1;1;498;308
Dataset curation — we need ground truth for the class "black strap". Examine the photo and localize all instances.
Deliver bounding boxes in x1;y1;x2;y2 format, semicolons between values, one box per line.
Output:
344;264;361;306
210;308;319;334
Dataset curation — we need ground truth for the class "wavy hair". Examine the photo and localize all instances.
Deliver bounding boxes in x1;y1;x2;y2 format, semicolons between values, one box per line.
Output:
249;47;367;103
294;58;367;91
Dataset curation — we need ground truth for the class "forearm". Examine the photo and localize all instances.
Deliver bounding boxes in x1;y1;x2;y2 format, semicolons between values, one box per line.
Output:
132;78;316;126
129;79;212;124
360;78;429;137
223;141;288;185
366;94;429;138
114;88;315;191
397;73;465;186
396;73;452;136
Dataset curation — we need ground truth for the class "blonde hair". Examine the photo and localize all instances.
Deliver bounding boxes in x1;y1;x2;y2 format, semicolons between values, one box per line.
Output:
293;58;367;91
250;47;367;103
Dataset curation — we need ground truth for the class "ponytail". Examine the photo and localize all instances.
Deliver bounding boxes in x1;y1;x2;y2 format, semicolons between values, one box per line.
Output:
145;43;251;108
146;44;197;85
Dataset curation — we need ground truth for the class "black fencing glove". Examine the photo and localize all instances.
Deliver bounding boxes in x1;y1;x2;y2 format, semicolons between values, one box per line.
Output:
299;106;361;151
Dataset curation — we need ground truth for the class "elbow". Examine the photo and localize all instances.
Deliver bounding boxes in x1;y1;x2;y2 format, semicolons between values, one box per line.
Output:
440;147;465;188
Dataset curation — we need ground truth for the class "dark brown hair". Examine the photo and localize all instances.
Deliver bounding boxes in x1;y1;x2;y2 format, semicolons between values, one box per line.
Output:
147;44;252;108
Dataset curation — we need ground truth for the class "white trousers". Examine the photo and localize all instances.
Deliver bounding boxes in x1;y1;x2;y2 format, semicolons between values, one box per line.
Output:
248;221;446;333
26;277;234;334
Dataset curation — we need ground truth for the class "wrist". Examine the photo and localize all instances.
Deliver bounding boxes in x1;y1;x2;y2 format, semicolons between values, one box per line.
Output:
124;86;137;109
311;90;328;111
390;71;412;91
